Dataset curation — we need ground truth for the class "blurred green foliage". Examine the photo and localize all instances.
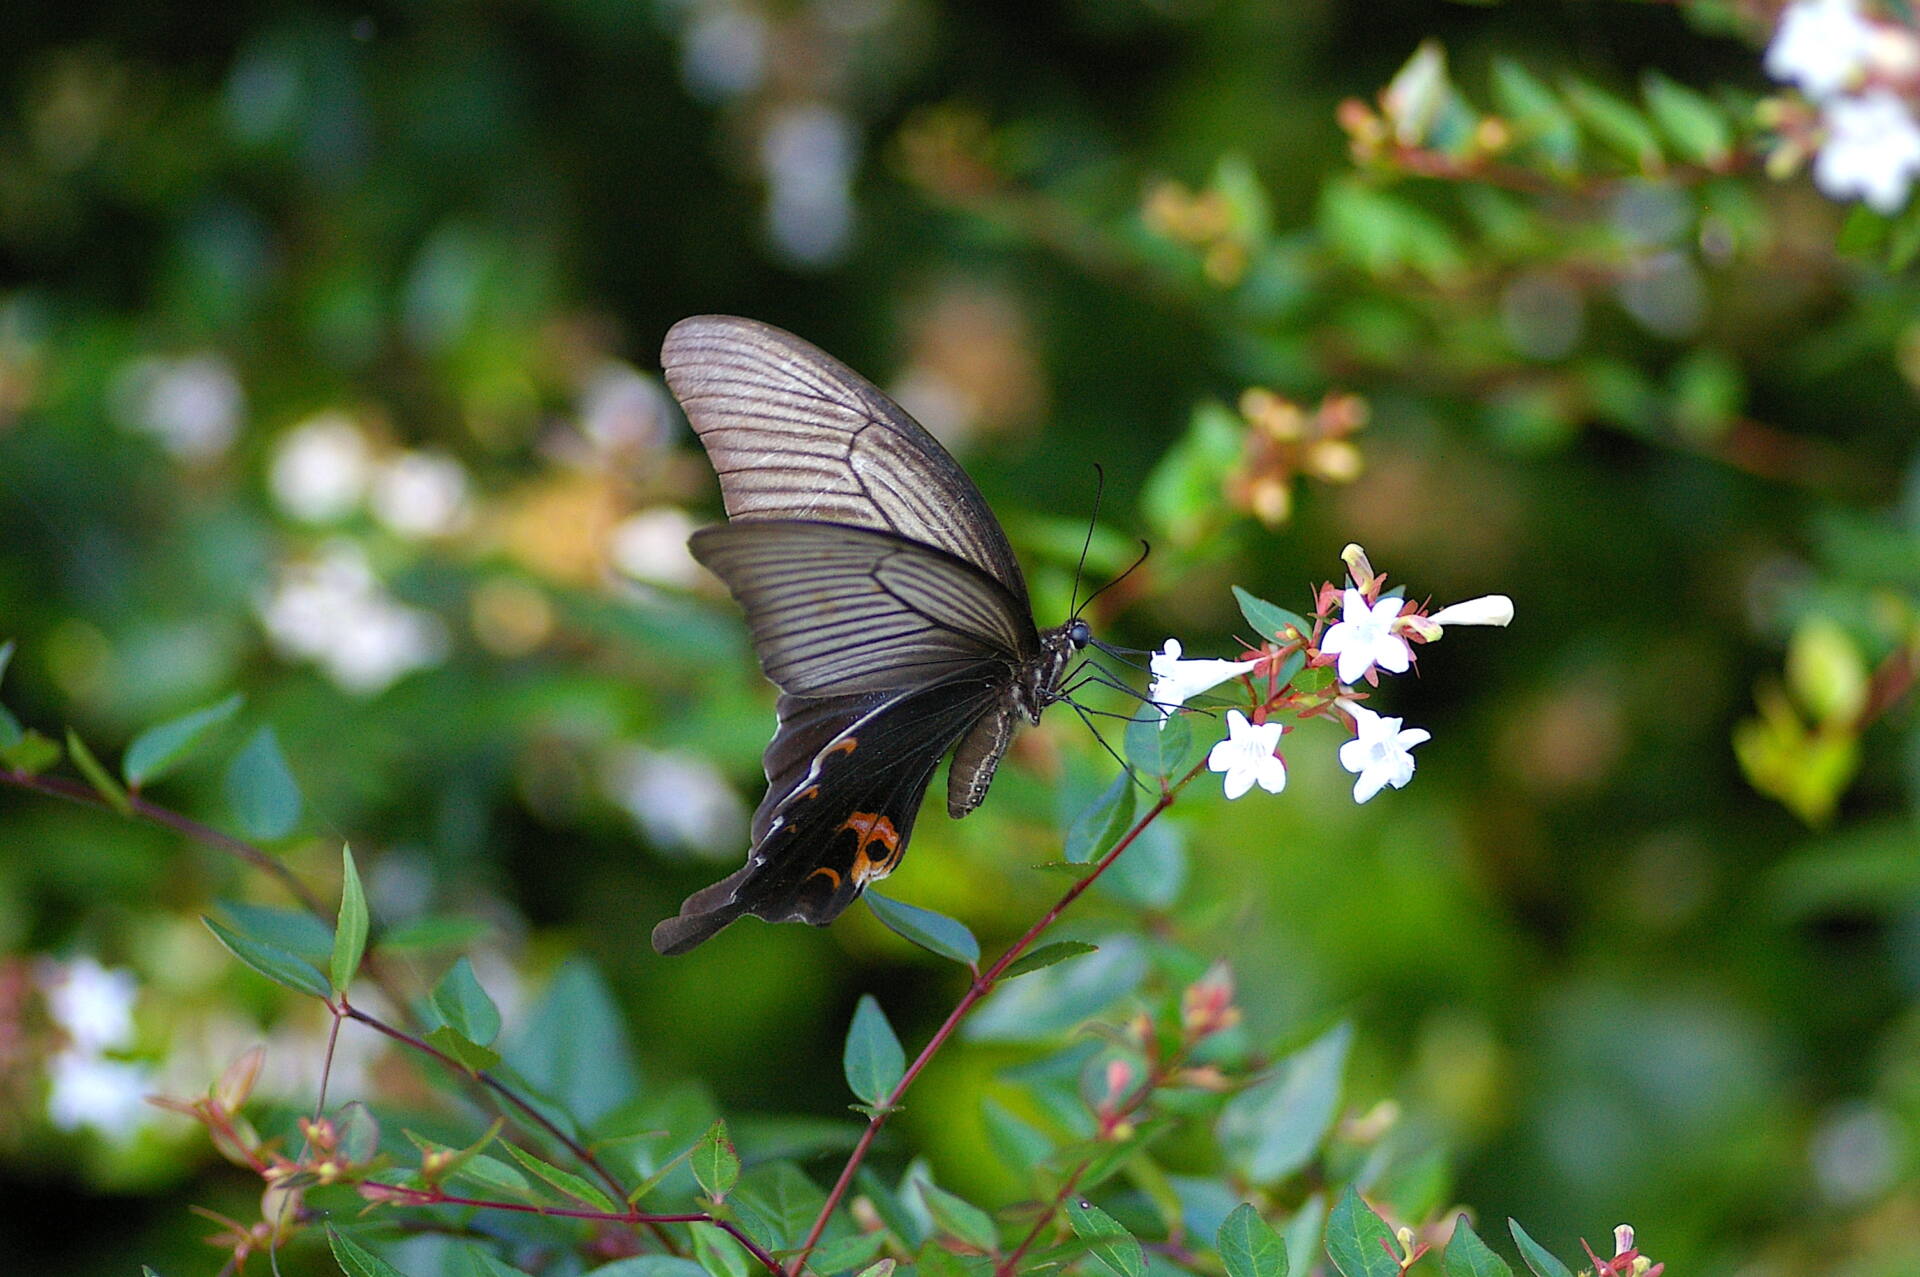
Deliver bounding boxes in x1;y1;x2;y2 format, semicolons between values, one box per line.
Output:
5;2;1920;1275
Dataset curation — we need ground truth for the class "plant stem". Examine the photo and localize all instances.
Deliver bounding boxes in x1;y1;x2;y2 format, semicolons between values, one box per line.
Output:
786;760;1209;1277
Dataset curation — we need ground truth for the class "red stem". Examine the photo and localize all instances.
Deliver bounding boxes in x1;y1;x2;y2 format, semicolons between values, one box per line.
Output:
786;761;1208;1277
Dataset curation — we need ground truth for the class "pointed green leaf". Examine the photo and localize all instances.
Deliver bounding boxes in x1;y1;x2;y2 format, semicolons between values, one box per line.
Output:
844;994;906;1107
1218;1021;1352;1182
1489;59;1578;170
865;892;980;967
1124;710;1191;782
1564;80;1663;172
380;914;490;952
692;1119;740;1200
68;728;131;815
327;1226;407;1277
218;900;333;963
1002;941;1099;980
0;704;21;751
692;1225;751;1277
332;846;369;993
1325;1186;1400;1277
1444;1216;1514;1277
123;692;243;788
225;725;302;840
1219;1203;1289;1277
425;1024;502;1074
586;1260;711;1277
432;956;502;1046
980;1097;1054;1171
1065;772;1136;864
918;1180;998;1253
1232;587;1308;644
1507;1220;1574;1277
1;727;60;774
499;1138;620;1213
502;959;638;1126
1064;1198;1144;1277
468;1250;538;1277
1641;72;1731;167
203;915;332;999
450;1152;535;1202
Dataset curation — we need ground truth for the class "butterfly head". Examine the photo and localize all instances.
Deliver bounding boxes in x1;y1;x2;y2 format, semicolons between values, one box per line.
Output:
1022;619;1091;724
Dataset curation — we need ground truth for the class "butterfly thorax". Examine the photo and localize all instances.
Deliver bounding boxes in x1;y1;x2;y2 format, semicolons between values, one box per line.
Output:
1018;620;1091;724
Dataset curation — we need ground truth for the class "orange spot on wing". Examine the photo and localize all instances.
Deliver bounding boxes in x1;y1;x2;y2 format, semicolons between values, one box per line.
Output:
827;738;858;757
839;810;904;885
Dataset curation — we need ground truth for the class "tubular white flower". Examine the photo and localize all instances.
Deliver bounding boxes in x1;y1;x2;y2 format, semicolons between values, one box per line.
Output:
1815;90;1920;213
1148;638;1260;724
1338;702;1431;803
1206;710;1287;800
1427;593;1515;630
1766;0;1876;99
1321;589;1412;684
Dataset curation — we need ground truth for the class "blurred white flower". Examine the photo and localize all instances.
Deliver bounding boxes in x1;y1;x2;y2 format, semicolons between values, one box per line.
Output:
1428;594;1515;631
40;955;138;1054
111;353;244;461
1339;702;1431;803
682;3;769;101
1815;90;1920;212
612;506;705;589
1322;589;1413;684
259;541;449;694
579;361;674;455
605;745;746;856
1206;710;1287;800
370;450;471;539
269;413;372;522
1148;638;1259;723
47;1050;152;1136
1766;0;1876;99
762;103;856;266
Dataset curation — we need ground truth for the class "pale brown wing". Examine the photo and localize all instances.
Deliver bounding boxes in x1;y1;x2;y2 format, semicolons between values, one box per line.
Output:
662;315;1031;607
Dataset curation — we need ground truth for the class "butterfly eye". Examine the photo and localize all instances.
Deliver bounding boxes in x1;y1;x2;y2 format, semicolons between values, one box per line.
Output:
1068;619;1092;648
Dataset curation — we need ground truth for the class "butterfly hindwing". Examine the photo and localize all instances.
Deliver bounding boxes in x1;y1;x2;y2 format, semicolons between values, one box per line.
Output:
689;519;1037;697
663;315;1031;605
650;676;1005;955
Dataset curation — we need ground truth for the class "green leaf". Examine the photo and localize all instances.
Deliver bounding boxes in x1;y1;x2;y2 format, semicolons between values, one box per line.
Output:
844;994;907;1107
980;1097;1054;1171
587;1259;712;1277
0;639;13;689
1218;1021;1352;1182
468;1250;538;1277
1142;401;1244;549
1489;59;1578;170
692;1119;740;1200
327;1226;407;1277
1507;1220;1575;1277
692;1225;751;1277
225;725;302;840
1233;587;1309;645
380;914;490;952
918;1180;998;1253
1002;941;1098;980
811;1233;889;1275
0;704;21;751
1065;772;1136;864
203;915;332;999
1641;72;1730;167
425;1024;502;1074
1443;1216;1514;1277
218;900;333;963
499;1138;620;1213
68;728;132;815
1325;1187;1400;1277
332;846;369;993
967;935;1147;1041
1064;1199;1144;1277
865;892;980;968
731;1161;830;1250
432;956;502;1046
1219;1203;1289;1277
1563;80;1663;172
450;1152;535;1202
0;728;60;775
1124;710;1191;783
123;692;243;788
502;959;638;1126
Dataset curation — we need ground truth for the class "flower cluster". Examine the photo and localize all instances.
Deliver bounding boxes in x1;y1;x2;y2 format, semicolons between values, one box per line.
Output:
37;955;153;1139
1764;0;1920;213
1147;544;1511;803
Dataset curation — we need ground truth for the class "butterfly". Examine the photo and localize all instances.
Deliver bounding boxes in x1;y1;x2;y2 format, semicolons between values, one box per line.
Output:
650;316;1090;955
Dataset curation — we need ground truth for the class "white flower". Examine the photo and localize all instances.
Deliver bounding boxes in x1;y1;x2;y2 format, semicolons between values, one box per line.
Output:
604;745;747;856
1815;90;1920;213
1148;638;1260;724
46;1050;152;1136
370;450;471;539
1206;710;1288;800
1427;594;1515;631
1321;589;1413;684
611;506;705;589
258;541;449;694
110;354;244;461
579;361;673;455
41;956;138;1053
270;413;371;522
1338;703;1431;803
1766;0;1876;99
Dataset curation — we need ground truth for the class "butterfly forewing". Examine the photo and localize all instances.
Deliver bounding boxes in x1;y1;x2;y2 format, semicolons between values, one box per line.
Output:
663;315;1031;605
690;520;1037;697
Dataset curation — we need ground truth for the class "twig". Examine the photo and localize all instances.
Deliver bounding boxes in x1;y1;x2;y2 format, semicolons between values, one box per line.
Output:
786;760;1210;1277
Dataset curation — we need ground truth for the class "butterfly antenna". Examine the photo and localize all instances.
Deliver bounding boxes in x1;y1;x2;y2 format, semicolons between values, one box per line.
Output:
1075;538;1151;622
1069;464;1107;621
